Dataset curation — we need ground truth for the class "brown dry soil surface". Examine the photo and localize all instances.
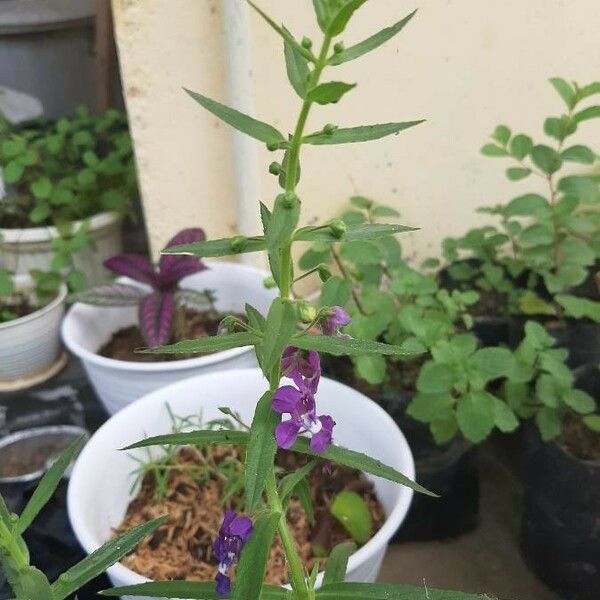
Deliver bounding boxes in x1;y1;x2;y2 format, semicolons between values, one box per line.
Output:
115;446;384;585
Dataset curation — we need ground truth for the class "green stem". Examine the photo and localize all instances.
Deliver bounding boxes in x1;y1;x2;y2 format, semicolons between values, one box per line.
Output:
265;472;311;599
264;33;333;600
0;520;28;570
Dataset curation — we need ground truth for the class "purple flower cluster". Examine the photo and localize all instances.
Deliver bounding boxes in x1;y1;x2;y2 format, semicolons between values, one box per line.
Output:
319;306;352;336
212;510;253;596
273;347;335;453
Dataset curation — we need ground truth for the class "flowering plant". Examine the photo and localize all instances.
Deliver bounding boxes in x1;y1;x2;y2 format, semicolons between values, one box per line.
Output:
97;2;489;599
72;228;208;346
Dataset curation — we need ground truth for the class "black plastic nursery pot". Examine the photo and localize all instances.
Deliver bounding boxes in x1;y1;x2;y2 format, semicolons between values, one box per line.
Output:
520;365;600;600
322;357;479;542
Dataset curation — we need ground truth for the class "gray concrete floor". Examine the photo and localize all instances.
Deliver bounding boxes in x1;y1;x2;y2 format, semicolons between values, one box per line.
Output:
378;446;560;600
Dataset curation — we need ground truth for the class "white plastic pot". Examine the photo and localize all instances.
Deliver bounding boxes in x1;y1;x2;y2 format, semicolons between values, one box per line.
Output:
0;211;122;284
68;369;415;600
62;261;277;414
0;274;66;384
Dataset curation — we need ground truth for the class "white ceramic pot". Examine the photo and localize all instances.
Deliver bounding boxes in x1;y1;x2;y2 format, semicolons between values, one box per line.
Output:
0;211;122;284
68;368;415;600
62;261;277;414
0;274;66;383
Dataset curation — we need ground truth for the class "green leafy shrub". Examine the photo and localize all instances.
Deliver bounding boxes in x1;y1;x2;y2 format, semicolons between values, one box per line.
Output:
443;78;600;323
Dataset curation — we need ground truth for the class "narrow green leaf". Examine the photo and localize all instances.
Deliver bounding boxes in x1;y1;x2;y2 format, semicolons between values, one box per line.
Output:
328;0;368;36
248;0;314;62
549;77;576;109
163;236;266;258
292;333;419;358
122;429;248;451
323;542;356;585
52;517;167;599
295;478;315;523
245;391;278;512
329;11;417;65
312;0;331;32
573;105;600;123
578;81;600;101
307;81;356;105
265;193;300;286
0;493;12;529
185;88;285;143
292;437;436;497
233;510;281;600
317;582;491;599
262;299;297;375
278;459;319;502
138;331;260;355
304;121;424;145
246;303;267;332
126;430;434;497
16;436;85;535
295;223;417;243
284;34;310;98
101;581;288;599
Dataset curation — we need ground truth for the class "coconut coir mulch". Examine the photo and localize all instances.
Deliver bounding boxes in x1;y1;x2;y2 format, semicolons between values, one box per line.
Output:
114;445;385;585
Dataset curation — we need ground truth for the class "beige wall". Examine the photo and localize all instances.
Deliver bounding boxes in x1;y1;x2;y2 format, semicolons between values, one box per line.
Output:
112;0;600;264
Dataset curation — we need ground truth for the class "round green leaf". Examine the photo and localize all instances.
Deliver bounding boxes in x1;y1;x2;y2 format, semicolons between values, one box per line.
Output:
456;391;496;443
531;144;562;175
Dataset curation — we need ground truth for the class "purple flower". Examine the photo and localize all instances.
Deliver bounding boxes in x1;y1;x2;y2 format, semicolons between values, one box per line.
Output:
212;510;253;596
281;347;320;381
319;306;351;336
272;364;335;453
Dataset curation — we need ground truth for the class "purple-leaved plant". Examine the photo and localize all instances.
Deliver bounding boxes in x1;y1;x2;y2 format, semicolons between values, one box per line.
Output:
74;228;207;346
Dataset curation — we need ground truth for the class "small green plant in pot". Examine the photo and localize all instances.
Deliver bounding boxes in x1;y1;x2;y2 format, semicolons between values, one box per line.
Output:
0;266;67;386
442;78;600;364
0;106;138;291
86;2;491;599
499;320;600;600
304;197;517;540
0;437;165;599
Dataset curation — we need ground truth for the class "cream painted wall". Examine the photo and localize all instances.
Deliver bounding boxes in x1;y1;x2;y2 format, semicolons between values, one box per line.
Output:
112;0;600;263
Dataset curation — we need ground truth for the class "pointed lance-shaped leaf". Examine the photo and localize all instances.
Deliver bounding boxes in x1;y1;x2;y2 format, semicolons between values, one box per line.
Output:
52;517;168;600
120;430;434;497
104;254;157;286
307;81;356;105
100;581;289;599
294;223;417;243
329;10;417;66
158;228;207;287
185;88;285;144
245;390;279;512
16;436;86;535
316;582;492;599
248;0;315;63
303;121;425;145
138;292;175;347
284;30;310;98
138;331;261;355
162;236;267;258
70;283;148;307
323;542;356;585
327;0;368;36
233;510;281;599
291;333;421;358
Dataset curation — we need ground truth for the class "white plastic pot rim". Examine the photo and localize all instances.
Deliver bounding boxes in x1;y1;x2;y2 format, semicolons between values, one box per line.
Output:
0;211;121;244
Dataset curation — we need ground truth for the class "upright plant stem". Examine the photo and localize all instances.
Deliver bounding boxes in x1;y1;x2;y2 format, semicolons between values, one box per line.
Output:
0;520;28;570
265;33;333;600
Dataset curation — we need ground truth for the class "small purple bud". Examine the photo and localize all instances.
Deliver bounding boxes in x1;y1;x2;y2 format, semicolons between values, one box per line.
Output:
320;306;351;336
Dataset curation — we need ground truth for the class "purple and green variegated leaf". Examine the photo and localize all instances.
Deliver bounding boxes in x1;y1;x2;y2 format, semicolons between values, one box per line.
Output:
158;228;207;287
104;254;157;286
71;284;147;306
138;292;176;347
